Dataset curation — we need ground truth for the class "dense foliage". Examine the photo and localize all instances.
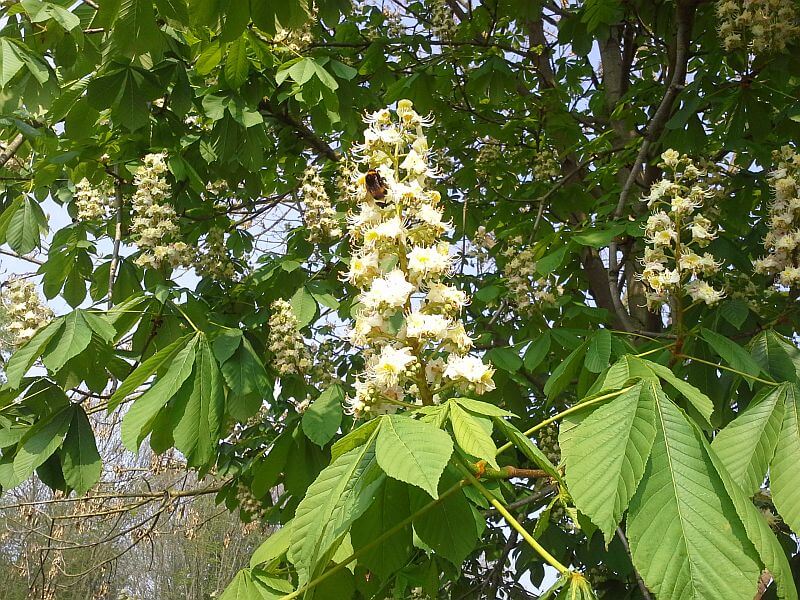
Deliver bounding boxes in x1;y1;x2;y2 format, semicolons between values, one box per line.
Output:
1;0;800;598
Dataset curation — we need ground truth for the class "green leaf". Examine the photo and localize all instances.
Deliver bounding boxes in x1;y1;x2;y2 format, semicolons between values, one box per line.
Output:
113;0;163;57
704;436;799;600
375;414;454;498
544;340;588;399
288;439;384;584
771;384;800;534
493;418;562;482
224;36;250;88
330;418;381;462
121;336;198;452
290;286;317;328
0;38;26;88
523;332;550;371
251;525;292;568
42;311;92;372
196;41;222;75
302;384;344;447
287;57;316;85
351;478;412;580
560;381;657;544
409;472;479;567
701;328;765;386
13;406;73;483
173;336;224;467
453;397;513;418
536;246;567;275
626;390;762;600
61;405;101;495
712;385;785;496
107;335;193;411
486;346;522;372
584;329;612;373
7;196;46;254
581;0;623;31
750;331;798;383
82;311;117;343
3;320;62;389
448;402;498;467
221;339;270;421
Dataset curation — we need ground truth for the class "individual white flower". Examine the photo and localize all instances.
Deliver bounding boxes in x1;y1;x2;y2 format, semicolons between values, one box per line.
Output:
360;269;415;311
444;355;496;395
405;312;451;340
407;244;452;280
425;283;468;313
661;149;680;168
370;345;417;388
685;280;725;305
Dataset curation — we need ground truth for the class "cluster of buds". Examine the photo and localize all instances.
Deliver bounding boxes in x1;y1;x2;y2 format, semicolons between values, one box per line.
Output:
716;0;799;53
310;339;340;388
537;422;561;465
639;150;725;311
273;22;314;53
130;153;192;270
194;227;237;280
753;145;800;287
476;138;503;179
502;239;562;314
73;178;112;221
236;482;268;522
268;299;312;376
0;278;53;348
343;100;494;418
430;0;456;40
533;146;560;181
301;165;342;243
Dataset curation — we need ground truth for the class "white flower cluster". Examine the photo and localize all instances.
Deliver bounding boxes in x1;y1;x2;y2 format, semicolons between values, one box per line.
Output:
301;166;342;242
502;238;562;314
131;153;192;270
753;145;800;287
343;100;494;418
194;228;237;280
476;138;502;179
0;278;53;347
533;147;560;181
273;23;314;53
716;0;799;53
268;299;311;376
639;150;725;310
74;178;112;221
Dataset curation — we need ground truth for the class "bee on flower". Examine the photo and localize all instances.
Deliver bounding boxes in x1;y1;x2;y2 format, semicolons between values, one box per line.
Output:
341;100;493;418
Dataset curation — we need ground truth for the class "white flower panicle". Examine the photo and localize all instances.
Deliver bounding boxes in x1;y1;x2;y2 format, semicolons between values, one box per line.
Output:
343;100;494;419
532;147;560;181
301;165;342;243
0;279;53;347
753;145;800;287
74;178;112;221
716;0;799;53
639;150;725;310
131;153;192;270
194;228;237;280
502;238;563;315
431;0;456;40
268;299;312;376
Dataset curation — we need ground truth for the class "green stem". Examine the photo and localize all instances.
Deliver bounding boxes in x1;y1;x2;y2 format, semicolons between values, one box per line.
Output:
495;385;635;457
677;353;778;386
455;459;569;575
280;480;467;600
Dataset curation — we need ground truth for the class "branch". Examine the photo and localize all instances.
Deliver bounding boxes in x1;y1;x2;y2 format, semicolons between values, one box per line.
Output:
616;526;653;600
258;99;340;162
107;173;123;309
0;133;25;168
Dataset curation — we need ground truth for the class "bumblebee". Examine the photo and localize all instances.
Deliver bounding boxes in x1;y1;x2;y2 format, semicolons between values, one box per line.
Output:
364;169;388;201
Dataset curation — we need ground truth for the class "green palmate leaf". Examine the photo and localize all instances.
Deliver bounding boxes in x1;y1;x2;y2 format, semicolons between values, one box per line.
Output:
250;524;292;568
523;332;551;371
584;329;612;373
3;320;62;389
626;390;761;600
712;385;785;496
544;340;589;399
409;472;480;567
288;438;384;585
302;383;344;447
560;381;657;544
330;418;382;462
770;384;800;534
351;478;413;580
121;335;199;452
224;36;249;88
82;311;116;343
493;418;562;482
219;568;269;600
701;328;765;386
448;402;498;467
7;196;46;254
290;286;317;328
221;339;270;421
113;0;163;57
13;406;73;483
0;38;26;88
42;311;92;372
750;331;799;383
61;405;102;495
375;414;454;498
107;334;193;411
173;336;224;467
703;434;798;600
